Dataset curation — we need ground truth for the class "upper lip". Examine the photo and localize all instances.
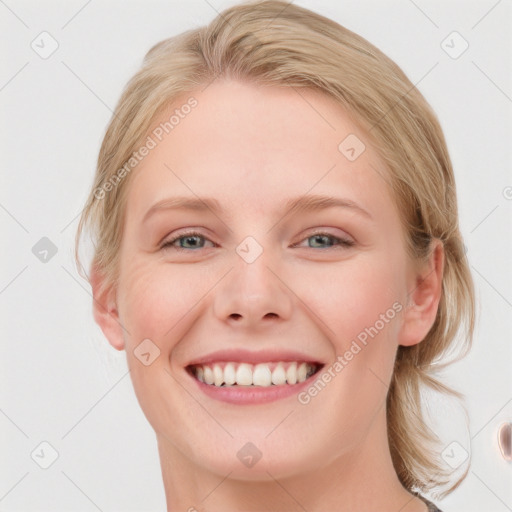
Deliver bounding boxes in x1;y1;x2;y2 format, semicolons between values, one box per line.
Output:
186;348;326;367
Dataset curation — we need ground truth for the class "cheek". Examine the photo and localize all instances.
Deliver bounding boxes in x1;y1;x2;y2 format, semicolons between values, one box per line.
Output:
117;258;213;345
116;260;215;419
301;252;402;345
300;256;403;428
299;250;404;413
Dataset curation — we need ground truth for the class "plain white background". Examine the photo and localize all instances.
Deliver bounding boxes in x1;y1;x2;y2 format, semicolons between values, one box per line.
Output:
1;0;511;510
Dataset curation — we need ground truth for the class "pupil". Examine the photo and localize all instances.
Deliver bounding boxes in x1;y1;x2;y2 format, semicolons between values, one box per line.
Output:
313;235;330;247
184;235;199;247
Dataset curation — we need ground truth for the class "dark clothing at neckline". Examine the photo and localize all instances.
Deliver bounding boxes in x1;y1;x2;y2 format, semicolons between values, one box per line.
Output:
416;492;443;512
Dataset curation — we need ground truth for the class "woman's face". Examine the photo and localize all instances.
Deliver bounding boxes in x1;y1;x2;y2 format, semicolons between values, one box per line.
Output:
103;78;424;479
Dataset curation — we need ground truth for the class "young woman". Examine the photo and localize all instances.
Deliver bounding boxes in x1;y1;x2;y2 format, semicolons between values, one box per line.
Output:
75;1;475;510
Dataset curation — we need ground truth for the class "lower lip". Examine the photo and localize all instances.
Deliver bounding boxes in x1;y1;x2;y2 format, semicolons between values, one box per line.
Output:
186;368;320;405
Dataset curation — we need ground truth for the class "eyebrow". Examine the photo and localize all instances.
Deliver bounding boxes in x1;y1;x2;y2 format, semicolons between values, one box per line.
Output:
142;193;373;223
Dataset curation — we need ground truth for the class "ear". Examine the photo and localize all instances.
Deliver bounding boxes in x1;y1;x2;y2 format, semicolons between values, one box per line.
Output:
398;239;445;347
89;263;125;351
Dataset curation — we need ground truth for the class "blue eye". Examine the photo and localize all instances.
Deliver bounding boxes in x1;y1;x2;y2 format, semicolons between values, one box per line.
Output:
160;231;355;252
299;233;355;249
161;231;213;251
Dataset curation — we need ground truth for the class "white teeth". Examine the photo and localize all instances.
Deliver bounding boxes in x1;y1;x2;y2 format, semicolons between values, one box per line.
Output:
236;363;253;386
253;364;272;386
213;364;224;387
297;362;307;382
271;363;287;385
203;366;214;385
286;362;297;384
192;361;318;387
224;362;236;385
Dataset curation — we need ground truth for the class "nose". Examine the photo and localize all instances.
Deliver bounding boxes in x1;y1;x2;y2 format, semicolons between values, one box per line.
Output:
212;244;293;330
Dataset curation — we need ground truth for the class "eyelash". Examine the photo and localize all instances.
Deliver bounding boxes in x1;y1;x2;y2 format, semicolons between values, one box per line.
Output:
160;230;355;252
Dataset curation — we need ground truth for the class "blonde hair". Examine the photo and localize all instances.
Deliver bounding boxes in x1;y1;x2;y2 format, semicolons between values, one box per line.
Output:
75;0;475;498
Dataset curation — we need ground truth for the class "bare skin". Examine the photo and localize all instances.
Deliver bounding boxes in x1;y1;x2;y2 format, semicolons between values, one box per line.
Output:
92;78;442;512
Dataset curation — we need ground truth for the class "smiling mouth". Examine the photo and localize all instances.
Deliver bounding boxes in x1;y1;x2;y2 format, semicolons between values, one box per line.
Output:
187;361;322;387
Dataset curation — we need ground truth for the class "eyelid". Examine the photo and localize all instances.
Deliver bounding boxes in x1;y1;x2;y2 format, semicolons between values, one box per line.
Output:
160;227;355;251
160;229;217;250
293;227;354;245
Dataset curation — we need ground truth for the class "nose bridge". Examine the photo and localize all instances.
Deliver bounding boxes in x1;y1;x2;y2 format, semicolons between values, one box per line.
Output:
213;234;293;326
233;234;279;302
235;236;273;299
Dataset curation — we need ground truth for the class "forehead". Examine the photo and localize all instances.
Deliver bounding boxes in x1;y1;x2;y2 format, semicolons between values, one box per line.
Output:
125;78;397;224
